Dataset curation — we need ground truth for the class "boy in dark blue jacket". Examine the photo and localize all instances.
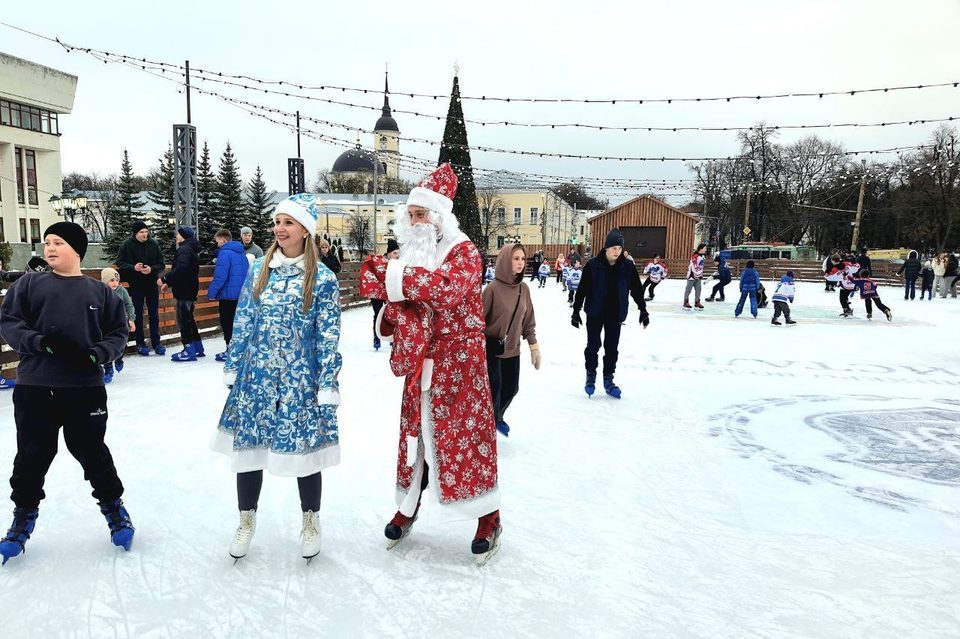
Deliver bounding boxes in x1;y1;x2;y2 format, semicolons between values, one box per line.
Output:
572;228;649;398
159;226;202;362
735;260;761;318
706;255;732;302
208;229;249;362
0;222;135;563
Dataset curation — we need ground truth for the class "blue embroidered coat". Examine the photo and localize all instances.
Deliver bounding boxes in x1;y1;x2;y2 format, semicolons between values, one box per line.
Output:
213;256;342;476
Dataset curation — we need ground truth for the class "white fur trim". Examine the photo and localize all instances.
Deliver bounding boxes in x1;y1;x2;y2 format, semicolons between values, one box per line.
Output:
316;388;341;406
274;198;317;236
224;369;237;387
406;186;453;216
405;435;419;467
375;303;392;340
210;429;340;476
386;259;407;302
420;358;434;392
434;232;470;269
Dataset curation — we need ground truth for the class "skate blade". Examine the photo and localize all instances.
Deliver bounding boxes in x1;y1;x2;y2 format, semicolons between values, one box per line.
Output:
474;537;502;567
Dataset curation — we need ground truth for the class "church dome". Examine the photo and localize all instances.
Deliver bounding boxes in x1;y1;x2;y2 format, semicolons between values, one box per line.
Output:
374;114;399;133
332;146;383;173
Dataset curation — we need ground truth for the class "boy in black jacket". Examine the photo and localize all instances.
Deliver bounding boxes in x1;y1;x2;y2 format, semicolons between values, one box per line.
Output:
160;226;202;362
572;228;649;398
0;222;134;563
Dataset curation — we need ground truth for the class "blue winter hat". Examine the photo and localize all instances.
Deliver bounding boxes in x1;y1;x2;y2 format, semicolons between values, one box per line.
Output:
604;228;624;249
275;193;319;236
177;226;195;240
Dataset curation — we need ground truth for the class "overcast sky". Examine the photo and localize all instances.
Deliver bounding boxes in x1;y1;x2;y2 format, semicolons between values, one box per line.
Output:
4;0;959;205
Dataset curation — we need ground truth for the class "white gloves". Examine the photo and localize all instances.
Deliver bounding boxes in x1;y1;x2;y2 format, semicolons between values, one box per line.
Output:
530;343;541;370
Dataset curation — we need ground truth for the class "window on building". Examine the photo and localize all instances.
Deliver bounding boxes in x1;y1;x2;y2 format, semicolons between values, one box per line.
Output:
19;218;27;243
497;207;505;223
497;236;505;249
530;207;539;225
0;99;60;135
15;147;24;204
514;207;521;224
0;220;4;242
24;150;38;205
29;219;41;245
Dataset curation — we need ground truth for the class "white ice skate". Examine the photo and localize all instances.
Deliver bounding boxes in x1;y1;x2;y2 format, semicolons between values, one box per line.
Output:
300;510;322;561
229;509;257;561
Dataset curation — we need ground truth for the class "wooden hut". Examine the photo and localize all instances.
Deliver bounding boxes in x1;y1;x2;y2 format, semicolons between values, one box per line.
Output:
588;195;698;260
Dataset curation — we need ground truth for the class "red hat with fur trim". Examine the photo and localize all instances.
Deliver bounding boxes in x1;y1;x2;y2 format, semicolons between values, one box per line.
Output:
405;163;458;216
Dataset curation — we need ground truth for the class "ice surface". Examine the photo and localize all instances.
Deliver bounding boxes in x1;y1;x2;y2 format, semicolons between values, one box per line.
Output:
0;279;958;638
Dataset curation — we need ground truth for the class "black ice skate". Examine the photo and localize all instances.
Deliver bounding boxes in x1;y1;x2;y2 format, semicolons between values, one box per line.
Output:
472;510;502;566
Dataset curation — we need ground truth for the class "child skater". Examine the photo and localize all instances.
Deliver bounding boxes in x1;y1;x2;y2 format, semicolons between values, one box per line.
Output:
212;194;343;562
0;222;134;564
853;269;893;321
641;254;668;300
99;267;137;383
770;271;797;326
567;259;583;307
537;261;550;288
735;260;761;318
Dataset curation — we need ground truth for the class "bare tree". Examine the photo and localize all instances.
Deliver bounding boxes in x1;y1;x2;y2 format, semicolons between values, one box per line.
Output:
347;215;373;257
477;187;511;253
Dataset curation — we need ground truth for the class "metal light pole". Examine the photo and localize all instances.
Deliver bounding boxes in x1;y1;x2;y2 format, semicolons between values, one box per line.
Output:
372;150;379;256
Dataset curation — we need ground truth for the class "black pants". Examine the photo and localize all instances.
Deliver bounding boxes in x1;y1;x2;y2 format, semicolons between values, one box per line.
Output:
218;299;238;345
371;299;384;341
486;352;520;424
176;300;200;344
130;286;161;348
585;315;622;378
237;470;323;512
772;300;791;321
839;289;852;312
642;279;659;298
709;282;727;300
10;386;124;509
865;297;890;315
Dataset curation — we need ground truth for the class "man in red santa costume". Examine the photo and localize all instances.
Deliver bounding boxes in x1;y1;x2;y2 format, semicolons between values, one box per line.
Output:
360;163;502;565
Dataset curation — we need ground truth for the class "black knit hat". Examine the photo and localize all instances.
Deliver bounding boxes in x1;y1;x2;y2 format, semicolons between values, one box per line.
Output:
177;226;195;240
44;221;88;259
386;238;400;254
131;220;148;235
604;228;624;249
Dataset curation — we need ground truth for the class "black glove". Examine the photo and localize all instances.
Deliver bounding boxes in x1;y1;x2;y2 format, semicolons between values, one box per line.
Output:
639;310;650;328
571;312;582;329
40;333;99;372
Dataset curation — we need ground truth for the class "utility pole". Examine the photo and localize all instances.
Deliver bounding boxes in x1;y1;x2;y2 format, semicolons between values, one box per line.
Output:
372;151;378;257
850;169;867;252
743;182;752;243
185;60;192;124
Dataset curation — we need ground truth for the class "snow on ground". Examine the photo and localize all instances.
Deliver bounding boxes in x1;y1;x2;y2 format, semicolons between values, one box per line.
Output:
0;278;958;638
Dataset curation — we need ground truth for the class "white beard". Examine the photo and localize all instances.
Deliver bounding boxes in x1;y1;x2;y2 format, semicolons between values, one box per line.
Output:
399;223;439;270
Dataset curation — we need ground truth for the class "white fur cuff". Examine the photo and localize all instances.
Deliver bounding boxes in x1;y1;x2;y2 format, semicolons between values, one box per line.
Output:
386;259;407;302
316;388;341;406
223;369;237;387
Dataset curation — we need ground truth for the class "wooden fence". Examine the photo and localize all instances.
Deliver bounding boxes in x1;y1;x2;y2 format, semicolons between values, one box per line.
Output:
0;262;371;379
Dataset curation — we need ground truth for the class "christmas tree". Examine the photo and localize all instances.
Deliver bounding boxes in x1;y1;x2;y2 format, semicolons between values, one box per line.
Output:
147;144;176;262
245;165;274;249
197;141;219;262
104;149;145;260
215;142;245;235
437;75;484;253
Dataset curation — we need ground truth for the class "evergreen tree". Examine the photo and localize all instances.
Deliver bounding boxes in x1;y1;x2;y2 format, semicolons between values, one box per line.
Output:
215;142;245;235
147;144;176;262
104;149;145;259
437;75;484;253
197;141;219;262
246;165;274;248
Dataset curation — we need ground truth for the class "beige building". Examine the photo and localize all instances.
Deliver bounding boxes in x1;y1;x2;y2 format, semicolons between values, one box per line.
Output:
479;189;581;249
0;52;77;257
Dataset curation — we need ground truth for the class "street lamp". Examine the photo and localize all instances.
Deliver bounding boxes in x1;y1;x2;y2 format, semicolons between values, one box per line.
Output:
48;190;88;223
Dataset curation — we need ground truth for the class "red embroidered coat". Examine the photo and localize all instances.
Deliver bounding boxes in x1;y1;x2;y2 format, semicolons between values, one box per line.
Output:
360;237;500;519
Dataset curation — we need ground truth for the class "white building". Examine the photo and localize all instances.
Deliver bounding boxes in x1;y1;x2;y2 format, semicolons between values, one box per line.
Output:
0;52;77;260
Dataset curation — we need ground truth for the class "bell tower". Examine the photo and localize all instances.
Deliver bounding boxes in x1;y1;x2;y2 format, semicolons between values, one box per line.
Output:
373;68;400;180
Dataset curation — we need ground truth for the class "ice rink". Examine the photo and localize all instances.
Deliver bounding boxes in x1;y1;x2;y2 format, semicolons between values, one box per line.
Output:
0;278;957;638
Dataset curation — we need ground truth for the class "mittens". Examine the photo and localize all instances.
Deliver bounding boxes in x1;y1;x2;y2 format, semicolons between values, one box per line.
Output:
530;344;542;370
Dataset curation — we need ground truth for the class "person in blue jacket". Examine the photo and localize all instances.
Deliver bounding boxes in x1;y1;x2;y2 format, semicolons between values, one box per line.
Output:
208;228;250;362
705;255;732;302
735;260;761;318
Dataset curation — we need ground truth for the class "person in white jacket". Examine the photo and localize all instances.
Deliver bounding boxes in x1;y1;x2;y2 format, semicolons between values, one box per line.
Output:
770;272;797;326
